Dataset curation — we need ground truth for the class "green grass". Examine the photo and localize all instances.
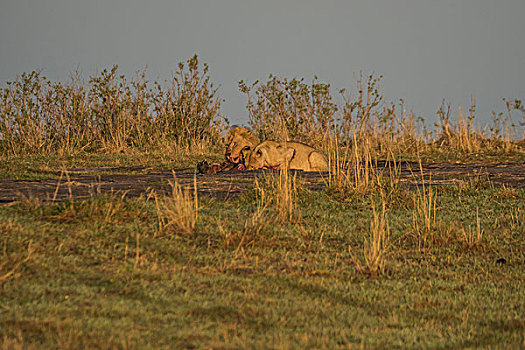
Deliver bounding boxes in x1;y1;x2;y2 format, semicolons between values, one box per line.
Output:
2;59;524;348
1;177;523;349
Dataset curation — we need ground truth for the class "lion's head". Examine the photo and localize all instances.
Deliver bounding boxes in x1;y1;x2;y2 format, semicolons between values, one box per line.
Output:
224;127;260;164
246;141;295;170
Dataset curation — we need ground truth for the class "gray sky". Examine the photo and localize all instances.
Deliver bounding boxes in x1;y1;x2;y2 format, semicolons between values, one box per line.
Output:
1;0;524;127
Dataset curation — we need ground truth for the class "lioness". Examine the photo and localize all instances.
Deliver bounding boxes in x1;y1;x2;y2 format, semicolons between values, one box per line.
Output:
224;126;260;166
247;141;328;172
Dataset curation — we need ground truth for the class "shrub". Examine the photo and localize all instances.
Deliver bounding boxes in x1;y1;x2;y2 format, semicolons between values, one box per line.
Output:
0;55;224;156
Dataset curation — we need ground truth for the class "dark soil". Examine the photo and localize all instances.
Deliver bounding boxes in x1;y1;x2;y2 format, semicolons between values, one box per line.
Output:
1;161;524;203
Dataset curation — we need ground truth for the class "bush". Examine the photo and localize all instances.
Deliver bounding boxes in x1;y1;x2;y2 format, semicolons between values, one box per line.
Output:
0;55;225;156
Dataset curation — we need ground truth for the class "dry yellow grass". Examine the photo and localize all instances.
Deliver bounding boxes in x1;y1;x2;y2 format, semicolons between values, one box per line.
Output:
253;169;297;223
350;194;391;276
154;172;198;235
411;164;437;251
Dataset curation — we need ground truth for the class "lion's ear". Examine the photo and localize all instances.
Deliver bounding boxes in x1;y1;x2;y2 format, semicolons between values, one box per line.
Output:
239;128;250;138
283;147;295;162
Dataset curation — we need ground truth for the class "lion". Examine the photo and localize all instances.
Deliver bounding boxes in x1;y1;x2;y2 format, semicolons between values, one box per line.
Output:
197;126;260;174
224;126;260;167
246;141;328;172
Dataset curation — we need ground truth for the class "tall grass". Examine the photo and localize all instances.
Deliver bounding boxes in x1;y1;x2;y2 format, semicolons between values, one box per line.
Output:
325;129;401;197
275;168;297;222
241;73;524;160
253;169;297;223
326;134;374;194
0;55;224;157
434;97;489;153
350;195;391;276
154;172;198;235
1;60;523;160
412;174;437;251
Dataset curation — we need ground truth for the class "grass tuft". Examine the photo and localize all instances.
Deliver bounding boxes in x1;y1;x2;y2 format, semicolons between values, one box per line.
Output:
154;172;198;236
350;195;391;276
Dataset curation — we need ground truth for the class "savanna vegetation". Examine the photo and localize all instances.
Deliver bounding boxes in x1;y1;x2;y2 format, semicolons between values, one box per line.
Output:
1;55;524;349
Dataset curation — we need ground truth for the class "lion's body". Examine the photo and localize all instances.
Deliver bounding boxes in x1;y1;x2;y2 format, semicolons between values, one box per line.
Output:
247;141;328;172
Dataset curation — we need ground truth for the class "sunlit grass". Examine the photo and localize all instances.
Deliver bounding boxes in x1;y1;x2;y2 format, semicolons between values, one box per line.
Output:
0;178;523;348
1;60;524;349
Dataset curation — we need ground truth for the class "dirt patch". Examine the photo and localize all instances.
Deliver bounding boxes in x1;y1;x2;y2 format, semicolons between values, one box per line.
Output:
0;161;524;203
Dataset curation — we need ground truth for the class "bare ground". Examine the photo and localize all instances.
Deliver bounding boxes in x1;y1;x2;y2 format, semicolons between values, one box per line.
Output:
1;161;524;203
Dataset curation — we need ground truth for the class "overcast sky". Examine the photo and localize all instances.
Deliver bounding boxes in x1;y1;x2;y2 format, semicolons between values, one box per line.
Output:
1;0;524;127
